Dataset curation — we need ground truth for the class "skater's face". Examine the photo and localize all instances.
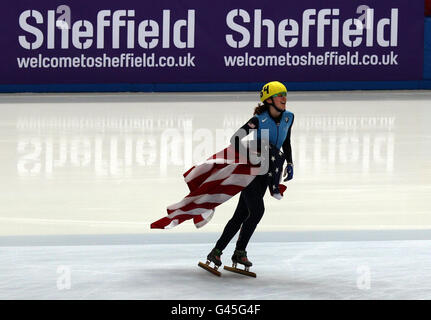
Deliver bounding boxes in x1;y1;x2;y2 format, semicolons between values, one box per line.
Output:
266;92;287;113
273;94;287;111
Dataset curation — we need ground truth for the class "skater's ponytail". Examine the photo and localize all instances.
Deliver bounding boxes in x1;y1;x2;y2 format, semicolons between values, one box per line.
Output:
253;102;270;115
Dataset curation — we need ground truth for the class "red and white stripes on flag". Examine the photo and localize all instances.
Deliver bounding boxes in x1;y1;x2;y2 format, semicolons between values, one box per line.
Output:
150;145;259;229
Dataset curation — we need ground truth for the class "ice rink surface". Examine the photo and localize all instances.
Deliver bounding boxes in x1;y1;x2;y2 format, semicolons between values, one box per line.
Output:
0;90;430;299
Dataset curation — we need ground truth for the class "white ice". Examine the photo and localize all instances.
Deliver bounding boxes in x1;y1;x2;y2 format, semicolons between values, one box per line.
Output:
1;239;431;300
0;90;430;299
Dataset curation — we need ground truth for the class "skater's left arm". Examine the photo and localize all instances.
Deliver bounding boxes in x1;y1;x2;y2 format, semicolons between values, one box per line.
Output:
282;114;294;181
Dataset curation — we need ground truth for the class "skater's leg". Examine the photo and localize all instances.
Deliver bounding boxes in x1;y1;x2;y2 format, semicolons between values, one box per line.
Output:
235;205;264;251
215;191;250;251
235;175;267;251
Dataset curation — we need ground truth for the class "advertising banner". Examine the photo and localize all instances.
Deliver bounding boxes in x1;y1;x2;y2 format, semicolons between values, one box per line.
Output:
0;0;424;85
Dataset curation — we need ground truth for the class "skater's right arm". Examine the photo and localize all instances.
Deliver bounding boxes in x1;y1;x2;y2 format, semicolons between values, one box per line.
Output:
230;117;260;156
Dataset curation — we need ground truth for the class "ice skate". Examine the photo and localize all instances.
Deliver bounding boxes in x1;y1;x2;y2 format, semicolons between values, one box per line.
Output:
198;248;223;277
223;250;256;277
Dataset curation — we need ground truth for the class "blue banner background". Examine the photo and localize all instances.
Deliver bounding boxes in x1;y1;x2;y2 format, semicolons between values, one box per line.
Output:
0;0;426;88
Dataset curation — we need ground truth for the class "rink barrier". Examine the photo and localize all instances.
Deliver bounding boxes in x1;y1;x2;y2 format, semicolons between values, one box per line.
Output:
1;14;430;93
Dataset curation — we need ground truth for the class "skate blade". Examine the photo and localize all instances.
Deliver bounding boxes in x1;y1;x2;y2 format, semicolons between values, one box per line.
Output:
198;261;221;277
223;265;256;278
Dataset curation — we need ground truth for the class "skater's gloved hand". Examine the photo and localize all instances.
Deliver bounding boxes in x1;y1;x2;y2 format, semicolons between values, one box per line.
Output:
283;163;294;182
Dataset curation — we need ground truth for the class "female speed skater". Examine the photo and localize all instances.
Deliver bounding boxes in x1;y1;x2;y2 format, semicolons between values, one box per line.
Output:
205;81;295;274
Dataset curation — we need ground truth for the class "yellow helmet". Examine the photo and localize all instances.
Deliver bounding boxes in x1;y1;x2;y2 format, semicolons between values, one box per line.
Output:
260;81;287;102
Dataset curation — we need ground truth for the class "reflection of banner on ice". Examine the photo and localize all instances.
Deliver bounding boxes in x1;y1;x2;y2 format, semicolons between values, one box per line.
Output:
150;144;286;229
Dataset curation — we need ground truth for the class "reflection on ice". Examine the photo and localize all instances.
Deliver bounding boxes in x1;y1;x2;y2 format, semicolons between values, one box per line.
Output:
0;91;430;235
15;111;396;177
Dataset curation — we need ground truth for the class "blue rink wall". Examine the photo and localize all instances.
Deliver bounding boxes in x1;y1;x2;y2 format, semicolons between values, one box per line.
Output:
1;18;431;93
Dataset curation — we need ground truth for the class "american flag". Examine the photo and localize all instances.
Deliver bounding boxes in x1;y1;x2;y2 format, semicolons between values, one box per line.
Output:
267;145;288;200
150;144;287;230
